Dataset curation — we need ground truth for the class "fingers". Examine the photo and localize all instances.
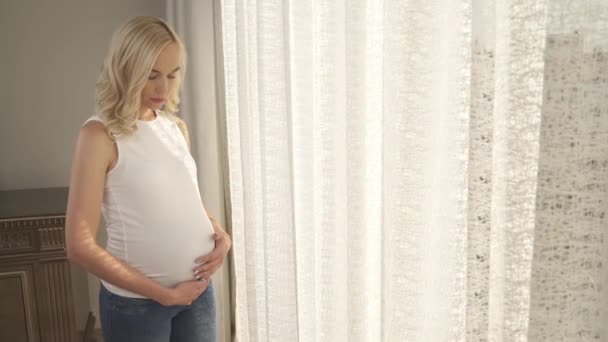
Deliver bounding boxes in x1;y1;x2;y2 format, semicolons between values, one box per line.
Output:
193;259;222;279
195;250;219;264
198;265;221;281
194;256;218;272
185;280;207;305
195;236;230;264
194;269;212;282
196;280;206;293
195;258;220;273
192;280;208;303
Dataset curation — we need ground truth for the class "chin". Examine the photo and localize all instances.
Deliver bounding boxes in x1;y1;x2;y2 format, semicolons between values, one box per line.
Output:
147;103;164;110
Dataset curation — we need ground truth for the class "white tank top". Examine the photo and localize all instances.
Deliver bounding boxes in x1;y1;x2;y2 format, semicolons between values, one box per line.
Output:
83;110;215;298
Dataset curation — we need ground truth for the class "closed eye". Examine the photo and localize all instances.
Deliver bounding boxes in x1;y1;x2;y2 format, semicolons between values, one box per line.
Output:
149;67;180;80
148;74;177;80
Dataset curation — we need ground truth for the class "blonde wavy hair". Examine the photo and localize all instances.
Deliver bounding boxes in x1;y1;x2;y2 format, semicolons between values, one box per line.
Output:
95;16;186;138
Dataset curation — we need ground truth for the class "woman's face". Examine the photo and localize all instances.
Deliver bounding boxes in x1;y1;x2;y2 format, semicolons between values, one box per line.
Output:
141;42;182;112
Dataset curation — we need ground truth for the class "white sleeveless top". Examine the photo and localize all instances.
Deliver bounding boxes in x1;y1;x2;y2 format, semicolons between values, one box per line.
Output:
83;110;215;298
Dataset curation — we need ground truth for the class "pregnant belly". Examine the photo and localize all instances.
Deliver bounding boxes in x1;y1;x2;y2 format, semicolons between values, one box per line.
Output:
121;222;216;287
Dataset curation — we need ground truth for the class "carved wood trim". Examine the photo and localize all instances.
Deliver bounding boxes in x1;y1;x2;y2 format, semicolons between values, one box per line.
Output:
0;216;66;255
37;260;76;342
0;216;65;229
39;227;65;251
0;229;34;251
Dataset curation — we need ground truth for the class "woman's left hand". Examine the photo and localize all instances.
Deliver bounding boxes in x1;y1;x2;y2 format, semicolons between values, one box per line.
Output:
193;222;231;281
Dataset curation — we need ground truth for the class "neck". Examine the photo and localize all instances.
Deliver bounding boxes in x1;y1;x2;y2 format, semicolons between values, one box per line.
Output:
138;108;155;120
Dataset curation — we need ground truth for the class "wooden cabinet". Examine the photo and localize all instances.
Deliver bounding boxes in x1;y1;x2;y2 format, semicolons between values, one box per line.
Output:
0;188;76;342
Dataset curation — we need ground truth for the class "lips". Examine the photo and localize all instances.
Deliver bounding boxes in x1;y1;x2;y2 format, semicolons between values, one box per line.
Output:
151;98;165;103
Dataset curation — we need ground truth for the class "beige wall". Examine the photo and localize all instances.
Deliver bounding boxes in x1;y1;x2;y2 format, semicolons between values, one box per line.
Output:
0;0;165;190
0;0;165;332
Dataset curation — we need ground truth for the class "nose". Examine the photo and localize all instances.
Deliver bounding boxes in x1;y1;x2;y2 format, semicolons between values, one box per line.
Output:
156;78;169;94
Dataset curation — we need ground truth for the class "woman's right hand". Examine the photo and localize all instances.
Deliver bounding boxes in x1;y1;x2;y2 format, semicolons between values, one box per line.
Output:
161;279;209;306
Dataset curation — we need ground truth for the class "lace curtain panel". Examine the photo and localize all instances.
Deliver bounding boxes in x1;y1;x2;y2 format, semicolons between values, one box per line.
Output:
217;0;608;340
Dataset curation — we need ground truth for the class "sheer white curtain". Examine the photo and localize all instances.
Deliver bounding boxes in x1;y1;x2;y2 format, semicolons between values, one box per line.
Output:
216;0;608;341
219;0;545;341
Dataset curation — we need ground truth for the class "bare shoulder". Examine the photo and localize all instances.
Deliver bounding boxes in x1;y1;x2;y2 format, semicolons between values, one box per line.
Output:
77;121;116;170
81;120;109;136
80;121;113;150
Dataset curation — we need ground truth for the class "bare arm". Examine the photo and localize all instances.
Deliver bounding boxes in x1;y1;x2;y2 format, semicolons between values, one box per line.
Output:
65;122;203;305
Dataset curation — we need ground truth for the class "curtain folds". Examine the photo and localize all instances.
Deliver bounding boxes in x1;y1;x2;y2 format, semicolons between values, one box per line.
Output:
214;0;608;340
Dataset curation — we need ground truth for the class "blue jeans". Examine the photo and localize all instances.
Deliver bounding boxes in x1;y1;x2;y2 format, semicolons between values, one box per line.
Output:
99;282;216;342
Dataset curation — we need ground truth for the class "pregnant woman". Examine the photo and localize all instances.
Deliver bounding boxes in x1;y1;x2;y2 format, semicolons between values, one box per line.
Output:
65;16;231;342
